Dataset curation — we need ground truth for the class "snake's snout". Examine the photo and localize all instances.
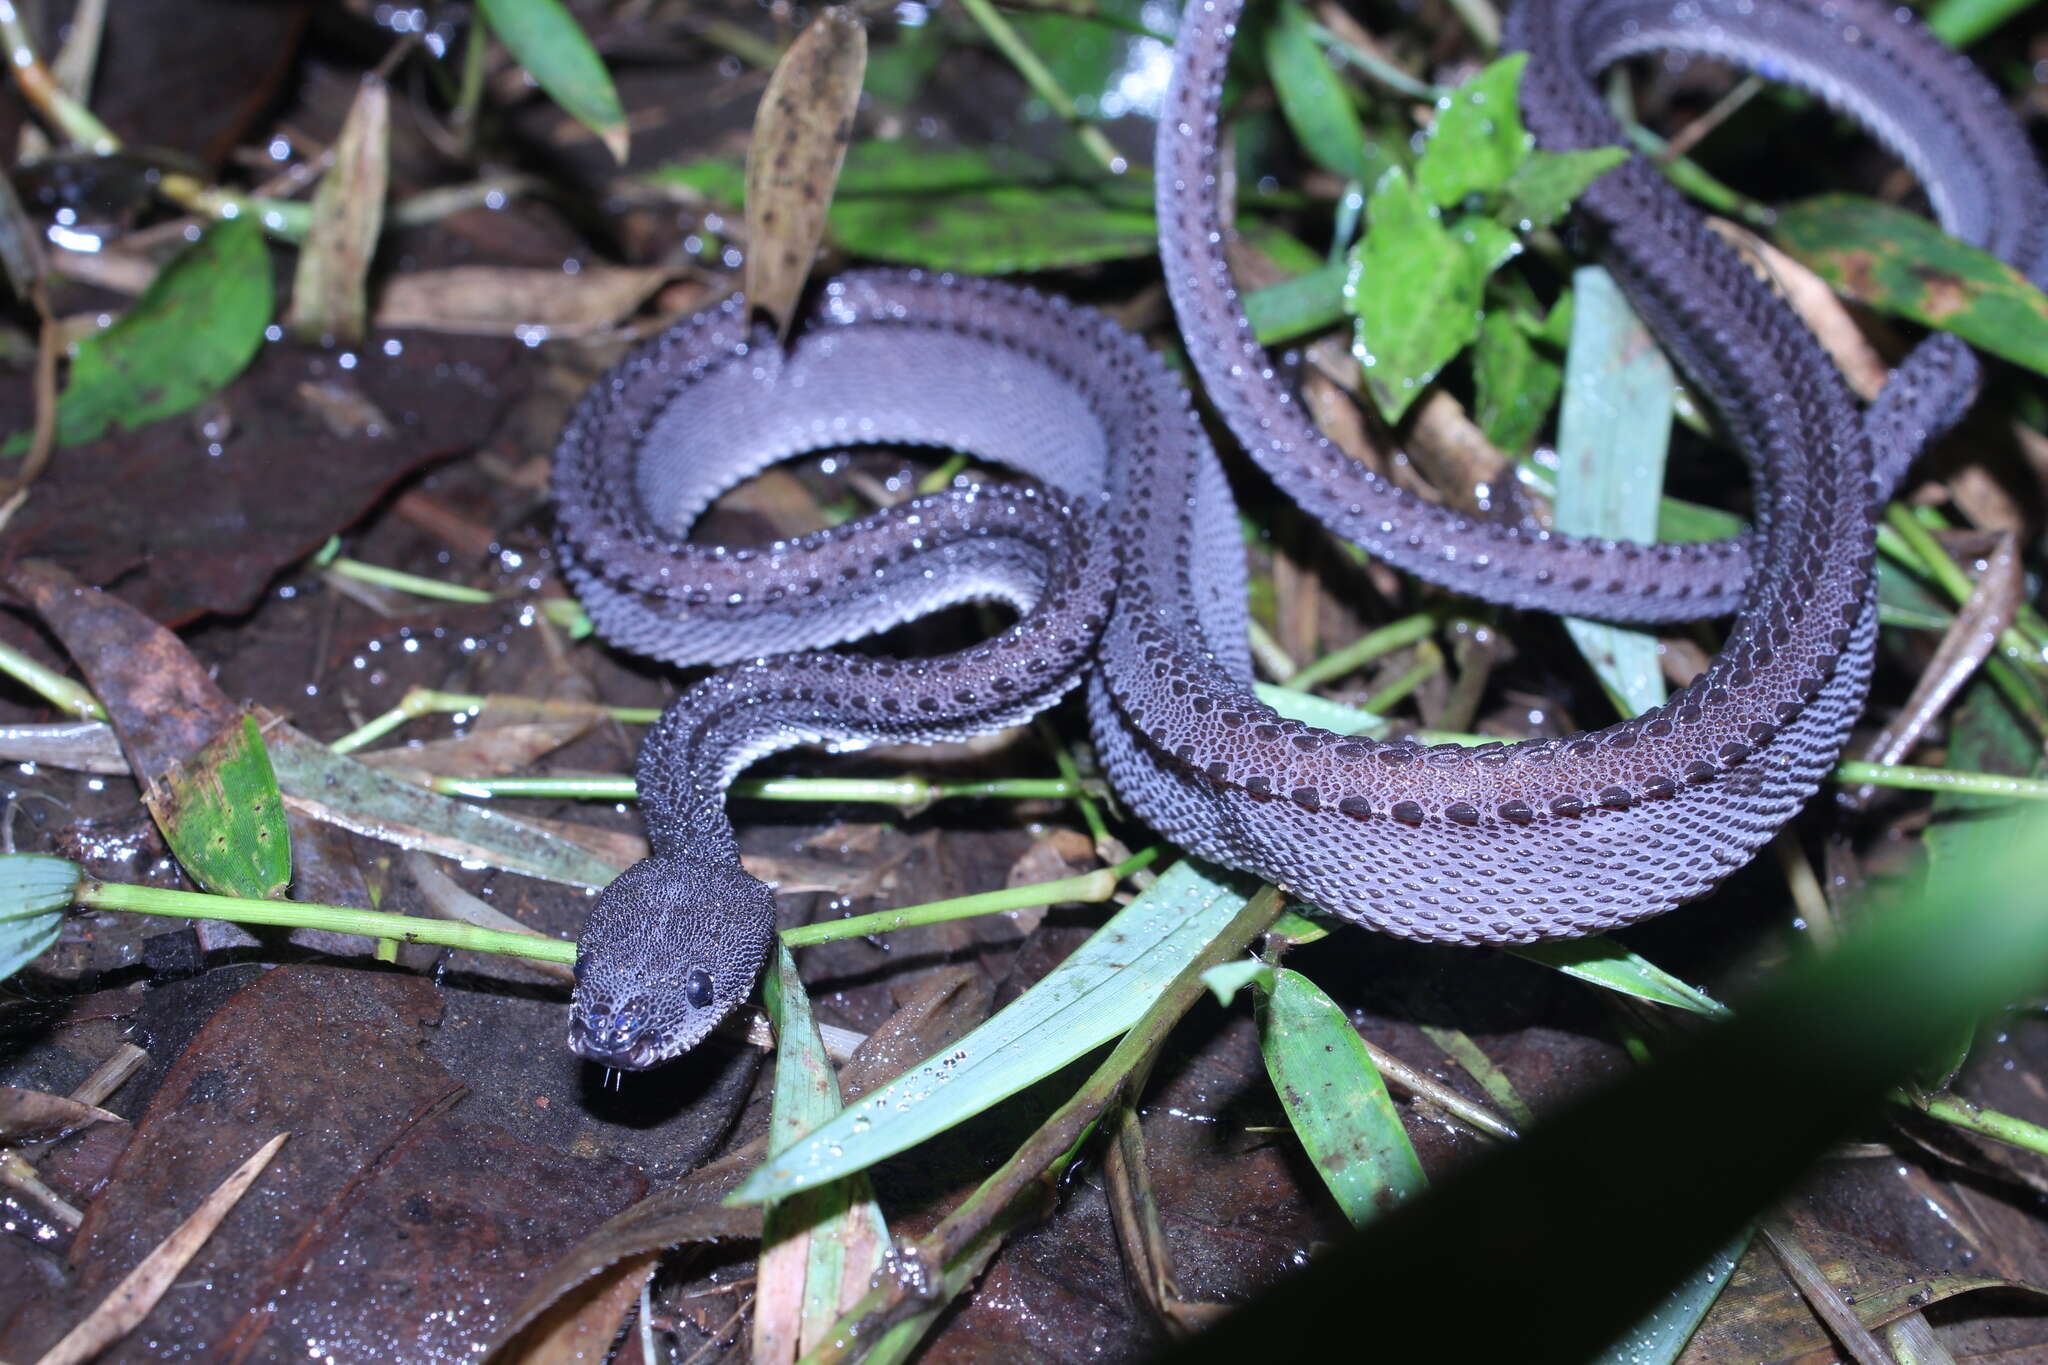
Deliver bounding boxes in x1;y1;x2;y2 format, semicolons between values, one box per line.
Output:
568;1005;662;1070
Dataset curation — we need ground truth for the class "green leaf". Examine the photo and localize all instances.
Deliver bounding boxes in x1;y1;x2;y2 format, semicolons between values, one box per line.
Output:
1774;194;2048;378
8;217;271;456
1260;968;1427;1225
1347;166;1484;423
1413;54;1531;209
1264;0;1387;185
262;724;622;889
1509;937;1728;1017
1915;680;2040;1091
477;0;628;162
827;180;1156;274
1593;1232;1752;1365
0;854;78;983
1451;214;1521;276
1554;265;1672;717
1159;801;2048;1363
1203;957;1273;1006
144;714;291;900
1008;0;1161;119
1924;0;2035;46
1498;146;1626;230
729;860;1253;1204
649;144;1159;275
1473;309;1561;454
758;944;889;1357
1244;260;1350;345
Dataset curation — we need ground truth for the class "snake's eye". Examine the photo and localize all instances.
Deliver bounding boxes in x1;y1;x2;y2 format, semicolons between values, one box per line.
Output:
685;968;715;1008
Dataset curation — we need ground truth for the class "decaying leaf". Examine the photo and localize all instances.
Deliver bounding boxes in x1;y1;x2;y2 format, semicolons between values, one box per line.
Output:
745;8;867;336
287;75;389;344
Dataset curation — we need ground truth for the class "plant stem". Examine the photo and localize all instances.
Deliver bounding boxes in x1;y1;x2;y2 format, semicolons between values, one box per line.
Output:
0;641;106;720
954;0;1125;174
75;879;576;964
1286;611;1440;691
783;847;1160;946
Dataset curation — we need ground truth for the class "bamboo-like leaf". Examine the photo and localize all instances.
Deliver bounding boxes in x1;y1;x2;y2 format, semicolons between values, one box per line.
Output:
477;0;629;162
1257;967;1427;1225
754;944;888;1363
729;860;1253;1204
1265;0;1387;185
1554;265;1670;717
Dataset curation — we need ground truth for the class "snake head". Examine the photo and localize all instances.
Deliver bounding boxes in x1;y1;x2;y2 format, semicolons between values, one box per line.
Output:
568;853;775;1070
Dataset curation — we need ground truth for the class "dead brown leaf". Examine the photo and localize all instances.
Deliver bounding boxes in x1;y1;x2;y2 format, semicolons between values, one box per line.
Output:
744;8;866;336
373;265;694;337
287;75;388;343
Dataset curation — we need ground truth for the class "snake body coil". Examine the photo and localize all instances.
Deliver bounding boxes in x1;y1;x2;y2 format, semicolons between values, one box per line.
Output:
554;0;2047;1068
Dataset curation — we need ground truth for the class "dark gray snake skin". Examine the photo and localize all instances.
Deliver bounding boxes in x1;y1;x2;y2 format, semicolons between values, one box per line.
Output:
554;0;2048;1067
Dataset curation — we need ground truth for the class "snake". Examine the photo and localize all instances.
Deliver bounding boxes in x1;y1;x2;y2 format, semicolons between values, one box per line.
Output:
551;0;2048;1068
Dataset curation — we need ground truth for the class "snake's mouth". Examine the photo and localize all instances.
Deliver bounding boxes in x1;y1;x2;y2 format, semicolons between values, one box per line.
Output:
568;1011;669;1071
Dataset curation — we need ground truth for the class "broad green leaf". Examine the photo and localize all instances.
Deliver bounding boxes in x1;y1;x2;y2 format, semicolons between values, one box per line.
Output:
1774;194;2048;378
8;217;270;455
1203;957;1273;1006
757;945;888;1360
144;714;290;900
0;854;78;982
1916;680;2040;1091
828;181;1156;273
1498;147;1626;230
1554;265;1671;717
1260;967;1427;1225
1265;0;1388;186
1413;54;1531;208
1473;309;1561;454
1452;214;1521;276
1348;167;1484;423
477;0;628;162
729;860;1253;1204
649;144;1159;275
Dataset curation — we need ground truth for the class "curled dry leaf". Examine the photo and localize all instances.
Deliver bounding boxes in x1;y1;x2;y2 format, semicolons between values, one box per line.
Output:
1708;216;1888;399
287;75;389;344
373;265;694;338
0;1086;123;1143
745;7;867;337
